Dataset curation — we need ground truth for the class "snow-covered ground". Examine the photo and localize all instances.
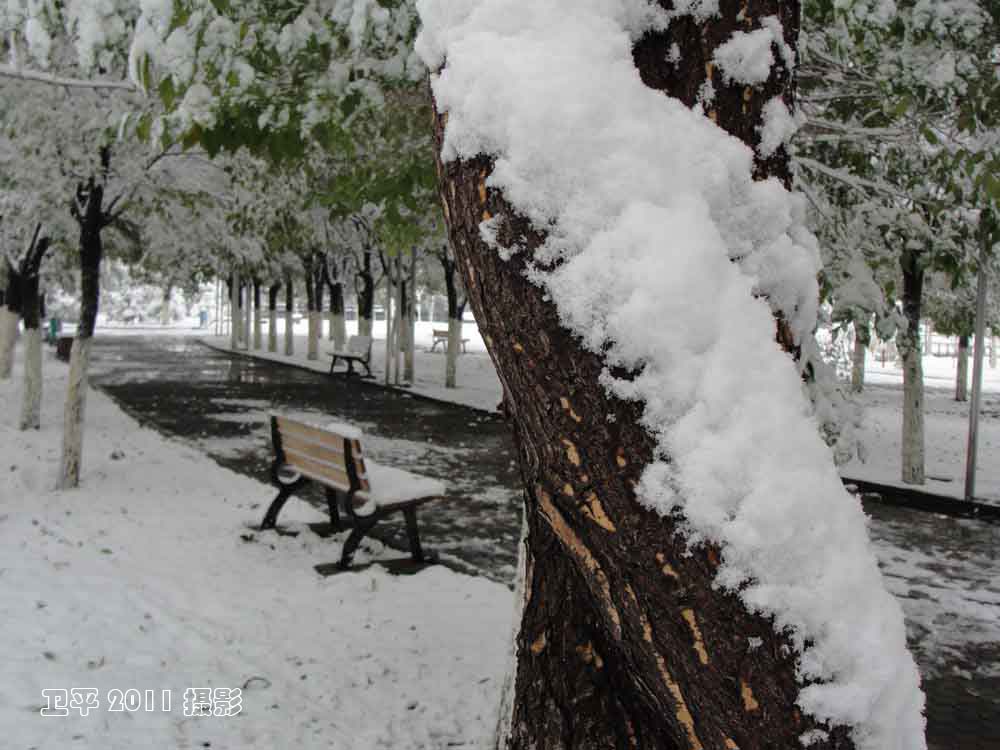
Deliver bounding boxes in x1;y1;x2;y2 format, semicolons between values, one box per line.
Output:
846;352;1000;505
0;344;512;749
203;318;504;413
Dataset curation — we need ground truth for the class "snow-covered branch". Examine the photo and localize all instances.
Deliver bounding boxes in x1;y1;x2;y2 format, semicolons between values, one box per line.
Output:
0;65;138;93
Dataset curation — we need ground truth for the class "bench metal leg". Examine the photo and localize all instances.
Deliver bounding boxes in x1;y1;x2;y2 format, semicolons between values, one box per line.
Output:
346;359;355;376
361;360;373;378
329;356;338;375
403;508;425;562
339;518;379;569
325;488;343;531
261;487;294;530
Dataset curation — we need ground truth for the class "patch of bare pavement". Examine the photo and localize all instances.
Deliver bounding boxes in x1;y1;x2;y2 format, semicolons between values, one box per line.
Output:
88;334;999;749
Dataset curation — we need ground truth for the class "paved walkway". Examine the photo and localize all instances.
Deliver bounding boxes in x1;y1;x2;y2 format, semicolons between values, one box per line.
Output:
89;335;1000;749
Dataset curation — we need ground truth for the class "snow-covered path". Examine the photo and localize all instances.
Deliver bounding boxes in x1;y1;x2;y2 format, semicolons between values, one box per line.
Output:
1;339;514;750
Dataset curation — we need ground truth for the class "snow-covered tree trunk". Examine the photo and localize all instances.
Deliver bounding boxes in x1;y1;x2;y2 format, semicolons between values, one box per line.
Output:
851;322;868;393
446;317;461;389
423;0;919;746
284;280;294;357
253;281;262;350
899;248;925;485
267;284;279;353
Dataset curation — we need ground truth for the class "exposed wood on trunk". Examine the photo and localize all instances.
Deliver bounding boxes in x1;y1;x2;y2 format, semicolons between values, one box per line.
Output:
429;2;855;747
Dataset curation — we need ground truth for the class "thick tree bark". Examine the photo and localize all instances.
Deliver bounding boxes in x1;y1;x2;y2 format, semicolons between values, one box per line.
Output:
62;155;109;489
955;335;969;402
430;1;855;748
899;247;925;485
851;322;868;393
267;283;280;353
284;279;294;357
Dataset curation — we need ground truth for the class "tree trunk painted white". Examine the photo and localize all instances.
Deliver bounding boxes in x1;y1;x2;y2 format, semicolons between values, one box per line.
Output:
243;285;252;350
332;313;346;351
253;307;262;350
0;306;17;380
955;335;969;402
850;324;866;393
284;310;294;356
446;317;462;389
901;340;925;485
359;316;372;339
328;310;336;340
19;327;42;430
307;312;320;361
384;278;394;386
268;309;277;353
60;337;92;489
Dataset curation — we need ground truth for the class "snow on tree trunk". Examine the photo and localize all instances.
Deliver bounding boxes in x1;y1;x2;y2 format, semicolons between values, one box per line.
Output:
955;334;969;402
446;317;461;389
851;322;868;393
900;248;925;485
421;2;923;749
284;280;294;357
19;327;42;430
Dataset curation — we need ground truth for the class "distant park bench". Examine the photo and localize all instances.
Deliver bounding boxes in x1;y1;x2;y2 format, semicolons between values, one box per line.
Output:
429;328;469;354
328;335;373;377
259;415;445;569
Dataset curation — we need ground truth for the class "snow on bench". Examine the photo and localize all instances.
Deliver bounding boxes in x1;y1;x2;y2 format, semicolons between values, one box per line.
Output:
327;335;373;377
259;415;445;569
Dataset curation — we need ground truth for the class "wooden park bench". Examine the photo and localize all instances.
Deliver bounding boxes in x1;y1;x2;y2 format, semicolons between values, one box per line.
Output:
429;328;469;354
259;415;446;569
328;335;373;377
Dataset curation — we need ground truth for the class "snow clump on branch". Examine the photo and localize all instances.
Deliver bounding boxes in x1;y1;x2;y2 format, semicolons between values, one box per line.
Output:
417;1;925;748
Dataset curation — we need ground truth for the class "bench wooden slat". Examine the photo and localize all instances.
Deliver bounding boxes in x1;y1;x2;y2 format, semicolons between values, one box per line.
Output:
276;417;346;451
283;450;353;491
282;434;349;470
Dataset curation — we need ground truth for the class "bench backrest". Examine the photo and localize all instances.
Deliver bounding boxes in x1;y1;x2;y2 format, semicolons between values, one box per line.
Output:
432;329;448;337
347;335;372;358
271;415;370;495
